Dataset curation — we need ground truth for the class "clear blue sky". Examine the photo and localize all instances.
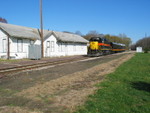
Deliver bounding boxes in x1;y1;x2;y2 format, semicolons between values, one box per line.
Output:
0;0;150;43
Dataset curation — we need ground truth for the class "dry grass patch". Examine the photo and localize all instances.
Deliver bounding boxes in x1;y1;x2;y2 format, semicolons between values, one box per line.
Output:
16;53;134;112
0;106;42;113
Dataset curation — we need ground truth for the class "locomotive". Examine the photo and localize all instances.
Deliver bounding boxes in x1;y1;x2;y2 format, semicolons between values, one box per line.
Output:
88;37;126;56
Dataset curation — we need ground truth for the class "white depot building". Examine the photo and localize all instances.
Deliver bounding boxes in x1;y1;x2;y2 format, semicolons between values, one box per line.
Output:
0;23;88;59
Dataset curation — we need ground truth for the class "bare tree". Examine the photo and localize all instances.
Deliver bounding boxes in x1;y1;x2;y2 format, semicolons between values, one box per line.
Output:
84;30;100;40
0;17;8;23
75;31;83;36
130;44;136;50
104;34;132;50
136;37;150;50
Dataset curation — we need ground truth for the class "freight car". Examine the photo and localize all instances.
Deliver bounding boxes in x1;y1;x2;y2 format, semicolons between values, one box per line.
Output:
88;37;126;56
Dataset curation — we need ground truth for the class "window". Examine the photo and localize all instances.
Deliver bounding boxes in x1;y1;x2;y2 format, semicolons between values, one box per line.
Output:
61;43;64;52
17;39;23;52
58;43;61;52
2;39;6;52
59;43;64;52
73;44;76;51
51;41;54;52
46;41;50;48
47;41;55;52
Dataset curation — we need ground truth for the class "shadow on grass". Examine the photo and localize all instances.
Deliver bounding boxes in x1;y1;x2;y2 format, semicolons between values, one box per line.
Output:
131;81;150;93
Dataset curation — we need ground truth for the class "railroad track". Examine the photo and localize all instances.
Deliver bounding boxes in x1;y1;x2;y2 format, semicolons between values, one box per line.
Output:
0;52;133;79
0;56;89;78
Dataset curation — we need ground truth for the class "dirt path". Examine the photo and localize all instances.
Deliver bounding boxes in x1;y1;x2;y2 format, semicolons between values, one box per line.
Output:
0;53;134;113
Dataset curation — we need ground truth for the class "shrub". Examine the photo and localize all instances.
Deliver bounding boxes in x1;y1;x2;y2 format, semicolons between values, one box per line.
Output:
144;48;149;53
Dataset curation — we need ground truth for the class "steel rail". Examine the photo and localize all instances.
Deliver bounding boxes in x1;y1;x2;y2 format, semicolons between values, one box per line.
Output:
0;57;88;75
0;52;133;78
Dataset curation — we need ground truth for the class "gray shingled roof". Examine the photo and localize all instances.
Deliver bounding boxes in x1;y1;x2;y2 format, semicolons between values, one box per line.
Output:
0;23;88;43
0;23;40;40
52;31;88;43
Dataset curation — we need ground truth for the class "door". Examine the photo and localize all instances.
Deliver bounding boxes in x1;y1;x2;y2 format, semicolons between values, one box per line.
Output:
46;41;50;56
2;39;7;52
65;43;68;55
17;39;23;52
50;41;55;52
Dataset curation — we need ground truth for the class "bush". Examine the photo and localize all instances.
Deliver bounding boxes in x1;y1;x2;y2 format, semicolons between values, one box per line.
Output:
144;48;149;53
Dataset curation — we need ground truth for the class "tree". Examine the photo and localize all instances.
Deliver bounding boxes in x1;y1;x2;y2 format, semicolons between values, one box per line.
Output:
0;17;8;23
105;35;121;43
75;31;83;36
118;33;132;49
130;44;136;50
84;30;100;40
136;37;150;51
122;37;132;49
83;31;132;50
104;34;132;50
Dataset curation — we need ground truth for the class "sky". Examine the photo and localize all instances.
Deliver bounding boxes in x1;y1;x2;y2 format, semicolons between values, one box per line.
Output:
0;0;150;43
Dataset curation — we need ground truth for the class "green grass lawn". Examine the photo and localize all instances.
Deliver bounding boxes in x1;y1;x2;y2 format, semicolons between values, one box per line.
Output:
0;58;30;63
75;53;150;113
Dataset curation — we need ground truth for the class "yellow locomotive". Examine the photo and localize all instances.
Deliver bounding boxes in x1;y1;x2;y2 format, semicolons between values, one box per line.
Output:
88;37;125;56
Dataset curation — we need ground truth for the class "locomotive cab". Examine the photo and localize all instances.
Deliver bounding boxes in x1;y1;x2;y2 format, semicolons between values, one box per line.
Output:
89;37;102;50
88;36;126;56
88;37;102;56
88;37;111;56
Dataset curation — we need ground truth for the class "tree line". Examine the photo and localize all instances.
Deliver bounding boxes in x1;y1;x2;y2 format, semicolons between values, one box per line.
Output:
0;17;132;50
130;37;150;52
75;30;132;50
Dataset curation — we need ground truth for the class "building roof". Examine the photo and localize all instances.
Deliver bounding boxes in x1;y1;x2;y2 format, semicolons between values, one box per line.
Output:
0;23;40;40
0;23;88;43
52;31;88;43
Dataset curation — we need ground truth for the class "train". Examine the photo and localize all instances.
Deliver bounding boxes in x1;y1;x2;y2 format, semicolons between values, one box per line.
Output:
88;37;126;56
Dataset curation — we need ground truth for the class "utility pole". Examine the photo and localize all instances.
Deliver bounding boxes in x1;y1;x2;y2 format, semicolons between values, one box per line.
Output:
40;0;44;58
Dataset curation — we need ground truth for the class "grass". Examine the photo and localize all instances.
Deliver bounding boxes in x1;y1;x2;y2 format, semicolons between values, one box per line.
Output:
75;53;150;113
0;58;29;63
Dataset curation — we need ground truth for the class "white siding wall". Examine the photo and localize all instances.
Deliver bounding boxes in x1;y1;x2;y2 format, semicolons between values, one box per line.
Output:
44;35;88;57
44;35;58;57
1;30;87;59
0;30;33;59
0;30;8;58
7;37;31;59
9;38;32;59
